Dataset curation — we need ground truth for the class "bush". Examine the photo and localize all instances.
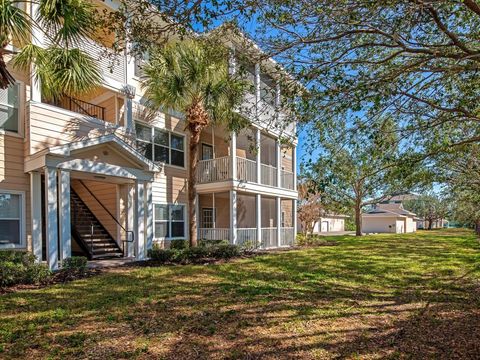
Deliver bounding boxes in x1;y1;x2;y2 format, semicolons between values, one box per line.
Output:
62;257;88;275
199;239;229;247
147;248;177;262
0;250;51;287
182;246;209;261
170;239;188;250
209;244;240;259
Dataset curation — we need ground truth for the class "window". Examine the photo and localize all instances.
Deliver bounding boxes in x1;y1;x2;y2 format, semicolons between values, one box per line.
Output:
260;73;276;106
0;83;19;133
281;211;285;228
0;192;24;247
154;204;185;239
202;208;214;228
135;122;185;167
202;144;213;160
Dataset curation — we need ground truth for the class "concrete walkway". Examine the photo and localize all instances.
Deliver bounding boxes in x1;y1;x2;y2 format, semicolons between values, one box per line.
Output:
315;231;355;236
87;257;137;269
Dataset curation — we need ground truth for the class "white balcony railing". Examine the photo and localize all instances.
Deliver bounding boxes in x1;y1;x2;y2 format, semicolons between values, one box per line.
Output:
261;227;277;248
236;228;258;247
237;157;257;183
280;227;295;246
196;156;231;183
281;170;294;190
261;163;277;187
198;228;231;241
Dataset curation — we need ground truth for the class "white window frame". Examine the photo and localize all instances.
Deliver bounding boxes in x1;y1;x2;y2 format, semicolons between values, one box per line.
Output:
135;121;186;169
0;81;24;137
202;207;215;229
154;203;186;240
0;190;26;249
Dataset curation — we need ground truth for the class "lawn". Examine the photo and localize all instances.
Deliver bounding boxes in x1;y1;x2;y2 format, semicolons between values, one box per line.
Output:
1;229;480;359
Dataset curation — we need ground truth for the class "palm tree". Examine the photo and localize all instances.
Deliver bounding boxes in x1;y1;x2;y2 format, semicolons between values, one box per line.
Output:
0;0;101;99
142;39;248;247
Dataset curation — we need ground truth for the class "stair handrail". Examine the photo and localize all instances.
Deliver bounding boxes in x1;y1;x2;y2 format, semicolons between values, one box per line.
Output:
68;96;106;120
77;180;135;256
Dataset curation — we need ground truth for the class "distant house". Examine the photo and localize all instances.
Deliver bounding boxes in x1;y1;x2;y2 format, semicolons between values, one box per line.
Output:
311;214;349;233
362;202;418;234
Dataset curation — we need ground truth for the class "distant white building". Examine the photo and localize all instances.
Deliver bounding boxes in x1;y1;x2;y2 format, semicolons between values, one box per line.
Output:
312;215;349;233
362;202;418;234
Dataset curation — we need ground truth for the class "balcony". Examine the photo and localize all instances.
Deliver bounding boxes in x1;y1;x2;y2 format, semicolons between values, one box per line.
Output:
196;156;295;190
197;227;295;249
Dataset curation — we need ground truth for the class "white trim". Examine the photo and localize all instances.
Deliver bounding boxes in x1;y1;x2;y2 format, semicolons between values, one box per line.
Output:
58;170;71;261
196;180;298;199
45;168;59;270
30;172;43;260
0;189;26;250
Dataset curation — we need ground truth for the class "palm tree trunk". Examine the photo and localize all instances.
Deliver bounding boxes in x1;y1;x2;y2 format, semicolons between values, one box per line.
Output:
0;51;16;89
186;101;209;248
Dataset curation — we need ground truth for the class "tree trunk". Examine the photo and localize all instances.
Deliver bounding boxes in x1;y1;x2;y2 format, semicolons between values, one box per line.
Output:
186;101;209;248
427;218;433;230
355;201;362;236
0;51;16;90
476;219;480;236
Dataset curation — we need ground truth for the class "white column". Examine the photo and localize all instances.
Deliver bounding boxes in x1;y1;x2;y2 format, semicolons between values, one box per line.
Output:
230;132;237;180
125;96;134;133
293;199;298;241
230;190;237;244
256;128;261;183
30;2;42;102
58;170;71;262
255;63;261;103
195;193;200;239
135;180;145;260
127;184;135;257
228;47;236;75
276;197;281;247
293;145;297;191
276;139;281;188
145;181;153;254
44;168;58;270
256;194;261;247
30;172;43;262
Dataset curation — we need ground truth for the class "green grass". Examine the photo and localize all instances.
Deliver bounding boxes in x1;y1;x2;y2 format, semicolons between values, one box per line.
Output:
1;229;480;359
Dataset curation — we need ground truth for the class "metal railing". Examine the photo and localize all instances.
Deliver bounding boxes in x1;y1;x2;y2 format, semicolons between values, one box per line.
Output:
236;157;257;183
68;96;106;120
77;180;134;256
198;228;231;241
196;156;231;183
261;163;277;187
280;227;295;246
281;170;294;190
261;227;277;248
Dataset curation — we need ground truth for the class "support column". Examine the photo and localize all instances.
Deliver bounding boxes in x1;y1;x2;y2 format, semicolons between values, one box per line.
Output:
44;168;58;270
195;193;200;239
58;170;71;262
230;190;237;244
293;199;298;243
256;128;261;184
256;194;261;247
145;181;153;254
276;139;281;188
135;180;145;260
230;132;237;180
127;184;135;257
30;2;42;102
293;145;297;191
30;172;43;262
276;197;281;247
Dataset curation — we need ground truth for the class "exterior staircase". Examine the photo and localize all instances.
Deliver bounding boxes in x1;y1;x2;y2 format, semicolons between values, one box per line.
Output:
70;188;123;260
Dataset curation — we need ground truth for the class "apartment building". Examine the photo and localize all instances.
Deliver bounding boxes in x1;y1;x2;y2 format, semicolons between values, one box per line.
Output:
0;0;298;269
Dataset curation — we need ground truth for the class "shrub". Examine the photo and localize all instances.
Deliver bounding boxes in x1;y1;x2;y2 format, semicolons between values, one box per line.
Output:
170;239;188;250
62;257;88;275
209;244;240;259
0;250;51;287
182;246;209;261
147;248;177;262
199;239;229;247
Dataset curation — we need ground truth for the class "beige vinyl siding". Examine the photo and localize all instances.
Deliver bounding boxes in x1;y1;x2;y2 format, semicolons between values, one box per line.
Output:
0;134;31;249
71;179;119;242
28;102;121;155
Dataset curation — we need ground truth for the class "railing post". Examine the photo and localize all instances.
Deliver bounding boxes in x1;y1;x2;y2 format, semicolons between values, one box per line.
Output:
276;140;281;188
230;190;237;244
256;128;261;184
256;194;261;248
230;132;237;180
276;197;281;247
293;198;298;245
